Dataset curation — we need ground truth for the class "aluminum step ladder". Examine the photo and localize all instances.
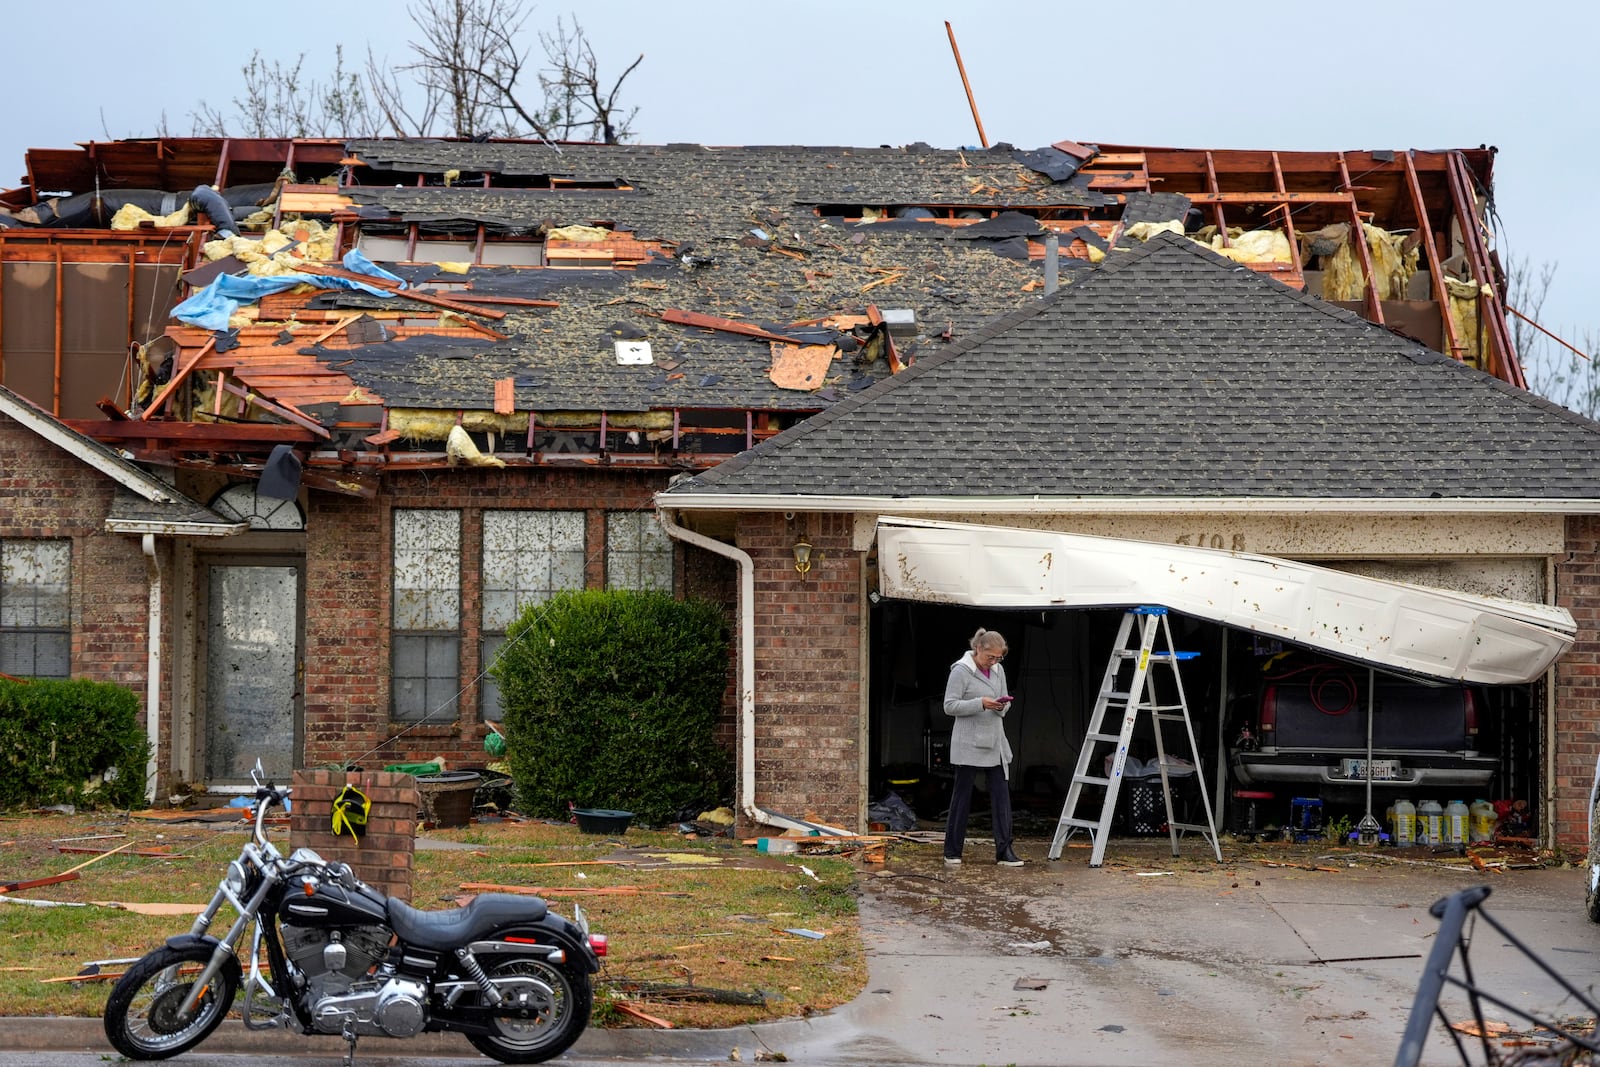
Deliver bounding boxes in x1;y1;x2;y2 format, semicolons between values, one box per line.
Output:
1047;606;1222;867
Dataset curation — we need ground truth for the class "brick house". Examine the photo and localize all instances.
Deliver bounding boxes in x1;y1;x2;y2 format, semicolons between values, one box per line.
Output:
7;135;1592;846
660;235;1600;847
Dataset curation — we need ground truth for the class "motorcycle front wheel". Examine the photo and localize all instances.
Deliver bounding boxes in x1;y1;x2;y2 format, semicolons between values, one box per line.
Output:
103;944;239;1060
465;955;593;1064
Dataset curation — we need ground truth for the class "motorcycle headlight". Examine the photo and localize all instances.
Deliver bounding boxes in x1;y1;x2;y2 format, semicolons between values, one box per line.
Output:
224;859;249;898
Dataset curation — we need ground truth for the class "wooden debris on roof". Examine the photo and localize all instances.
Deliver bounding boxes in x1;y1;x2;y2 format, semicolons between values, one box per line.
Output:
769;343;837;391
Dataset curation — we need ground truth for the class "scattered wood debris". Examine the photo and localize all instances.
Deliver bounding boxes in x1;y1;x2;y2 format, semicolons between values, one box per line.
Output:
613;1002;674;1028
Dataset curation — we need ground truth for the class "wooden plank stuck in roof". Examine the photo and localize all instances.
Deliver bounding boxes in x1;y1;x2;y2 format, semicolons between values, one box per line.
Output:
140;338;214;420
494;378;516;415
661;309;797;343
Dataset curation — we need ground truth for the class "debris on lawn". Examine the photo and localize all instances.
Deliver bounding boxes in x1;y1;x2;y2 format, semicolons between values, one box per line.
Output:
89;901;208;916
603;978;766;1006
458;882;658;897
0;872;79;893
55;845;188;859
778;927;826;940
1;838;142;894
746;834;887;865
613;1002;674;1028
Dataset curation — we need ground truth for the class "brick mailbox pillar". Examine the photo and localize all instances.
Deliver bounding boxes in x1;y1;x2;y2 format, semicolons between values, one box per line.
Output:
290;769;420;902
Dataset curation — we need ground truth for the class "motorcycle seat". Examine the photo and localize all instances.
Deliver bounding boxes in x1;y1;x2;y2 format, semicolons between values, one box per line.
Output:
386;892;549;951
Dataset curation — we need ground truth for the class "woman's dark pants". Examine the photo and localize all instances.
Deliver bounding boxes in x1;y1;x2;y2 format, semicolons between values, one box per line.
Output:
943;764;1013;860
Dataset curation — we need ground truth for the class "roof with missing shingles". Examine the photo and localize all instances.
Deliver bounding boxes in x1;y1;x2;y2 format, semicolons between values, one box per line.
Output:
276;141;1109;415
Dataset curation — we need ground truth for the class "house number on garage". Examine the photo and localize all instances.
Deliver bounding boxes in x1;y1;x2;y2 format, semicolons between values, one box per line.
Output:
1175;533;1246;551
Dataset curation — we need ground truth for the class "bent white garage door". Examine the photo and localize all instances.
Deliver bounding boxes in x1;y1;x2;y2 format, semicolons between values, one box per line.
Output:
875;516;1573;686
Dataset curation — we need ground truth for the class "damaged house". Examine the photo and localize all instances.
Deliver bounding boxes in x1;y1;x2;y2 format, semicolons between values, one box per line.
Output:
4;135;1594;849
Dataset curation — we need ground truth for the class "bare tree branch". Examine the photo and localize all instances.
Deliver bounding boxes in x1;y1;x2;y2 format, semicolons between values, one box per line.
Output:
177;1;643;144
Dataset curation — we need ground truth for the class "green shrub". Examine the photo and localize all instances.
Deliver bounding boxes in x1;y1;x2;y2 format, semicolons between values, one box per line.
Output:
492;589;732;825
0;677;150;810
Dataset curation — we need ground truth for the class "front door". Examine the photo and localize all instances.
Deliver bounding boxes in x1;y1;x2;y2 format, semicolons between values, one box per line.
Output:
202;560;303;782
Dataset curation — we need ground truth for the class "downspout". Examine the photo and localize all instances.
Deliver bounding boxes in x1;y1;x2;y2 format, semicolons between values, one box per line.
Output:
142;535;161;805
656;508;848;835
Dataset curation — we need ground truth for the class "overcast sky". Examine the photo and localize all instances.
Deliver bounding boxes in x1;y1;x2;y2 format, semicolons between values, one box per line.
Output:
6;1;1593;395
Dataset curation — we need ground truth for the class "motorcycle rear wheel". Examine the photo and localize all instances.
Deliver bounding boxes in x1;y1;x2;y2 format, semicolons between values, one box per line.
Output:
103;944;239;1060
465;955;593;1064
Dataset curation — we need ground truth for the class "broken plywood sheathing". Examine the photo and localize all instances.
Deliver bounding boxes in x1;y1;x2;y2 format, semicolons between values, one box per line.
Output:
11;137;1515;485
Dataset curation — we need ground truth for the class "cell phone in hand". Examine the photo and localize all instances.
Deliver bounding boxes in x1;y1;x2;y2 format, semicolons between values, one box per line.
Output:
996;696;1014;703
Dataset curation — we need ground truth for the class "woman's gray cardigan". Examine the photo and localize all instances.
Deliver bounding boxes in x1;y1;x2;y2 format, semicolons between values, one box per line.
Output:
943;652;1013;777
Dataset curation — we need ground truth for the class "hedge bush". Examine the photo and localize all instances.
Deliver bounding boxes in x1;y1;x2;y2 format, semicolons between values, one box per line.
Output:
492;589;732;825
0;677;149;810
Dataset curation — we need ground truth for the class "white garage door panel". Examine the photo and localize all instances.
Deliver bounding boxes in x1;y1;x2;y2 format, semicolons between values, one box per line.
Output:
876;516;1572;686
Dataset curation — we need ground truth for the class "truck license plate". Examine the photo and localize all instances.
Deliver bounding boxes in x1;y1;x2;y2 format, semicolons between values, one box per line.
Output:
1342;758;1400;780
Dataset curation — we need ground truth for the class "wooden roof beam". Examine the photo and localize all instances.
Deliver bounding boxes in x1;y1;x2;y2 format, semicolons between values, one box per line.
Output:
1269;152;1303;285
1337;152;1384;325
1401;149;1464;362
1446;150;1522;387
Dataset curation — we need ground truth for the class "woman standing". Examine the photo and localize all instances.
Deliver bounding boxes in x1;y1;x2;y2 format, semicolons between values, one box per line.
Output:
943;627;1023;867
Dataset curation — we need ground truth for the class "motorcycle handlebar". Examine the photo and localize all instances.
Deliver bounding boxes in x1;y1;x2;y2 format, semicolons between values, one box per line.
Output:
251;785;292;843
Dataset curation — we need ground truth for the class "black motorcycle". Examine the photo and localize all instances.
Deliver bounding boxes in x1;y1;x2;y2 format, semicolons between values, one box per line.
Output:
103;763;605;1065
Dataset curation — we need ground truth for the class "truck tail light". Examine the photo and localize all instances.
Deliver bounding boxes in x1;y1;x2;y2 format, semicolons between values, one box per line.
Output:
1258;686;1277;740
1463;689;1479;742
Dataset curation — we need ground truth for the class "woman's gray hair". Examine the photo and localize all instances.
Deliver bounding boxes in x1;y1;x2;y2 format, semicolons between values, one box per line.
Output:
969;627;1008;653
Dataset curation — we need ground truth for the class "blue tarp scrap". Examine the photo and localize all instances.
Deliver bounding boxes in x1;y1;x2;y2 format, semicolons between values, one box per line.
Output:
170;249;407;331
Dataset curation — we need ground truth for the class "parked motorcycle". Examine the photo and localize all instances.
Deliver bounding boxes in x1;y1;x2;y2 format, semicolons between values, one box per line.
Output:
103;763;606;1065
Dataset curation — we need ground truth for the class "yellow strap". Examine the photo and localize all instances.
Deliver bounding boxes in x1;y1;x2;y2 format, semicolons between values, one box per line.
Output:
330;785;371;840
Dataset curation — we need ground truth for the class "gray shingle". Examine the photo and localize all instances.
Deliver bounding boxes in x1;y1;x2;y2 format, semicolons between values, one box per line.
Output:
668;233;1600;500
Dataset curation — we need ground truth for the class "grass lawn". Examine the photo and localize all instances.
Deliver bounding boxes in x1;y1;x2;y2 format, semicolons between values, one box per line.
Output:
0;809;869;1030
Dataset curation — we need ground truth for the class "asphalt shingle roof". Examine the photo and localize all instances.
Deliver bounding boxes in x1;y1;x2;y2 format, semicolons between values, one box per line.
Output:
300;141;1108;414
667;233;1600;500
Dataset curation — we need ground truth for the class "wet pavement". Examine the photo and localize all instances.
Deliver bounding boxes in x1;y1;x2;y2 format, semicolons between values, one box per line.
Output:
772;837;1600;1066
3;835;1596;1066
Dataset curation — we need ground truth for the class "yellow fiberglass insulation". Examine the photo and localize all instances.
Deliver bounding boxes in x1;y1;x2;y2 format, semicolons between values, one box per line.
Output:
545;224;611;242
200;221;338;276
1207;229;1293;265
446;425;506;468
111;201;192;230
1124;220;1185;242
1445;276;1488;367
1322;223;1419;302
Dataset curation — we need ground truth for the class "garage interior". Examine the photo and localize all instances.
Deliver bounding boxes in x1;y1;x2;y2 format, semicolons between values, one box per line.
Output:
867;596;1542;845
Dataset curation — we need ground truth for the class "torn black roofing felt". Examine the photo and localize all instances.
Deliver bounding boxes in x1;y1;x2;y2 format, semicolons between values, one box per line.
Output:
951;211;1047;240
665;232;1600;501
1010;146;1090;182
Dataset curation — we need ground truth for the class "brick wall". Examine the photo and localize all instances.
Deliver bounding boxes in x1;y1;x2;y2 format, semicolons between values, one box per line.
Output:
680;536;739;755
0;416;163;772
289;769;419;901
1555;515;1600;850
301;467;675;774
740;511;863;831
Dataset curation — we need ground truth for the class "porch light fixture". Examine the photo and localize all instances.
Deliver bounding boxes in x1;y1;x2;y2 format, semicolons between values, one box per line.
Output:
792;537;814;578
